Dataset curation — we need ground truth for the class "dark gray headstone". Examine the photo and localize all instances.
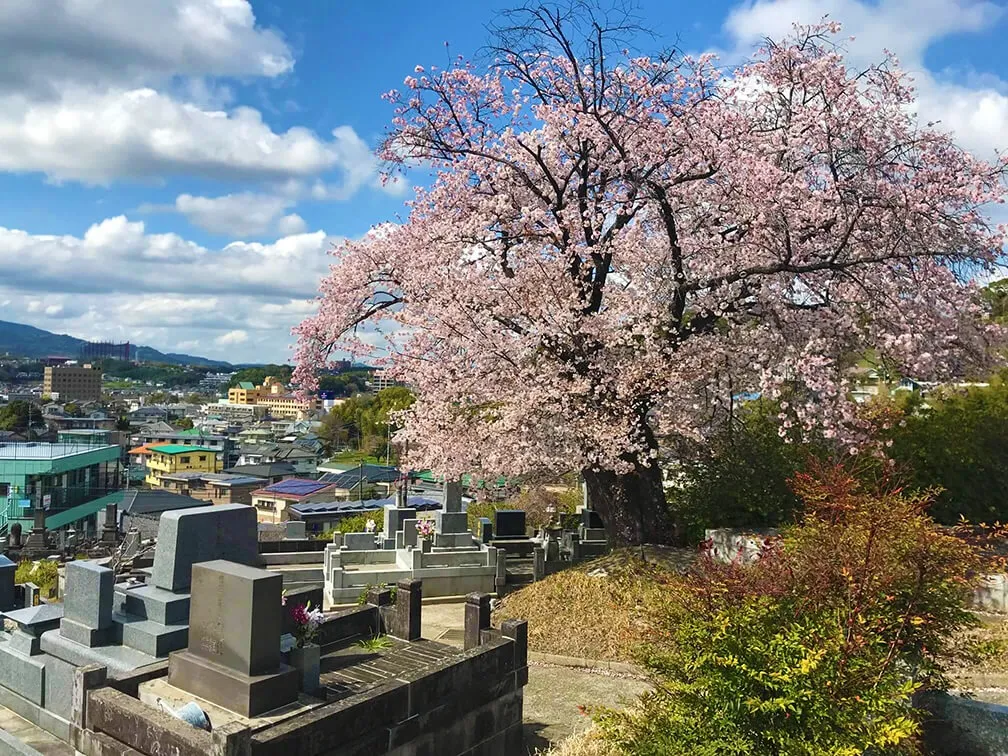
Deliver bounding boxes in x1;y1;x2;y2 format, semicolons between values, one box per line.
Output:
494;510;527;538
442;480;463;513
477;517;493;544
0;554;15;611
10;523;22;547
151;504;258;592
343;532;378;550
187;560;282;676
581;509;604;529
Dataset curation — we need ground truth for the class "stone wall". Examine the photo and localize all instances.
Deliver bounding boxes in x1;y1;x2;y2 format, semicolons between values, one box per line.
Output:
917;690;1008;756
704;528;778;565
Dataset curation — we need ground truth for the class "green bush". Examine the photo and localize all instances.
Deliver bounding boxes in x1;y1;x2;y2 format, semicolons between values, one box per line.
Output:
597;464;981;755
15;560;59;595
318;512;377;541
668;400;815;541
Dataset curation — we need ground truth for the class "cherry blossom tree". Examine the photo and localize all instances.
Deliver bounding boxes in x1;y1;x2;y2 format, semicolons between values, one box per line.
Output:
295;4;1006;544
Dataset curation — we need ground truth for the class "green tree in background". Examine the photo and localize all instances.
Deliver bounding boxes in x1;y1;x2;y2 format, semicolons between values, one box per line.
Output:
0;401;42;432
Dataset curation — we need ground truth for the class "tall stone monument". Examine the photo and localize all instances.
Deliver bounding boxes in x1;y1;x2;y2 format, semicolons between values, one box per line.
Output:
168;560;298;717
434;479;473;548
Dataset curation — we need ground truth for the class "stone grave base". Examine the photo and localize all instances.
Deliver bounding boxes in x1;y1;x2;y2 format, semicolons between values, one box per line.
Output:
138;676;319;730
167;649;300;717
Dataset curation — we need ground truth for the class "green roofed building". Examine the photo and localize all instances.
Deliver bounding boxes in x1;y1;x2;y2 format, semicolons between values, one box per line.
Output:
0;440;122;536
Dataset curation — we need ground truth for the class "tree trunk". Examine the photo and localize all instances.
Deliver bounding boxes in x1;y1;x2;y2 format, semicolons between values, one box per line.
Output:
582;462;678;547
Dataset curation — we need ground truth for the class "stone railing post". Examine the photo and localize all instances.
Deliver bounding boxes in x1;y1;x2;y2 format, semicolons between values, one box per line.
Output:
464;592;491;650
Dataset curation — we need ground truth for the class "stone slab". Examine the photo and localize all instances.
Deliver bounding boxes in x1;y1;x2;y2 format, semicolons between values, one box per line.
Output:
187;560;282;676
581;527;607;542
8;630;42;656
494;510;526;538
167;649;299;718
343;532;378;550
113;615;189;657
2;604;64;636
63;561;113;630
435;511;469;534
151;504;258;592
42;653;74;721
121;584;191;625
433;532;474;549
58;617;111;648
581;509;604;529
0;642;46;705
284;521;307;540
39;629;159;680
402;519;418;548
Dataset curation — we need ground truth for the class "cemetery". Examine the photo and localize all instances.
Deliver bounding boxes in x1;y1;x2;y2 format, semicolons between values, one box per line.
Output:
0;500;530;755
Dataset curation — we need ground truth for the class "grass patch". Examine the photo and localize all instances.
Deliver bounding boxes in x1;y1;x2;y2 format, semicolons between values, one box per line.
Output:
494;547;692;663
536;729;624;756
357;633;392;652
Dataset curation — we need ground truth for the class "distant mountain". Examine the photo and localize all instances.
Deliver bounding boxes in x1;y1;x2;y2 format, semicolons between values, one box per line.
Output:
0;320;232;368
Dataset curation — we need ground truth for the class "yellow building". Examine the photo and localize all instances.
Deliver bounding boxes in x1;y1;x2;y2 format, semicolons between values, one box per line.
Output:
226;376;318;419
43;364;102;401
145;444;222;489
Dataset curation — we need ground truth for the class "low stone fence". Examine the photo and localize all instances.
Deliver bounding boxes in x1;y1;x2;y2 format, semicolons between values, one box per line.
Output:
917;690;1008;756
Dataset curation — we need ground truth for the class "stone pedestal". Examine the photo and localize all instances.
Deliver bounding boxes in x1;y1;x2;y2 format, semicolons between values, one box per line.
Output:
60;561;114;647
168;560;298;717
101;502;119;545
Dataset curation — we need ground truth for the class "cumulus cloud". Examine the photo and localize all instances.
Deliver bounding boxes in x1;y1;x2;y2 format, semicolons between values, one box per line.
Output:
720;0;1008;159
0;0;293;99
168;192;297;237
215;329;249;346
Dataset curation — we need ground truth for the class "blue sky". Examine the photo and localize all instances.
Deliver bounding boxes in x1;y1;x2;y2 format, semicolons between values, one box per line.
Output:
0;0;1005;364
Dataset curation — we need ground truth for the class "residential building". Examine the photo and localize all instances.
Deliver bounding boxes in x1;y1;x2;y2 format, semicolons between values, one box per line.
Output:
222;462;298;483
155;471;265;505
236;442;320;476
317;464;402;500
130;428;235;467
250;478;338;523
226;375;320;419
144;445;222;489
43;364;102;401
0;440;122;535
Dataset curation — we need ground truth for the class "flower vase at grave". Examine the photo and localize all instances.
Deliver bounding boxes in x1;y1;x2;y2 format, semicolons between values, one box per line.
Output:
288;643;321;694
421;537;432;553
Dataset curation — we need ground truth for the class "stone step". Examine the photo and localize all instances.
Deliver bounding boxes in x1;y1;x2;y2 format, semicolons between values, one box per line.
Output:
272;567;324;584
112;615;188;658
119;585;190;626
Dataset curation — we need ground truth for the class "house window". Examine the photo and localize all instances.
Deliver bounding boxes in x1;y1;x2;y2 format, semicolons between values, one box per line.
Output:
199;456;206;462
180;456;190;464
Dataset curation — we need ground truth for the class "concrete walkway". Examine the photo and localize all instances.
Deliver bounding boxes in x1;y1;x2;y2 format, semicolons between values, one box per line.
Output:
422;599;649;754
0;706;73;756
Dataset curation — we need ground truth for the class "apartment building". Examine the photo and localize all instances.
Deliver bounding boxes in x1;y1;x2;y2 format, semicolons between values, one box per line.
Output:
43;364;102;401
144;445;222;489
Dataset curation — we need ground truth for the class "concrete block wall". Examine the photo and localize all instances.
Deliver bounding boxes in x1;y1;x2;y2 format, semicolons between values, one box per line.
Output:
917;690;1008;755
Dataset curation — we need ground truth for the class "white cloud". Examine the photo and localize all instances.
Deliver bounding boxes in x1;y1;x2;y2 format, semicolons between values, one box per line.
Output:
0;0;293;99
170;192;296;236
215;329;249;346
720;0;1008;159
277;213;308;235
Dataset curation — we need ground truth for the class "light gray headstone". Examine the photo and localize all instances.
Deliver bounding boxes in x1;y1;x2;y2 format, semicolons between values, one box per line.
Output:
342;532;378;551
383;505;416;536
284;521;306;540
63;561;113;630
152;504;258;592
435;511;469;534
402;519;418;548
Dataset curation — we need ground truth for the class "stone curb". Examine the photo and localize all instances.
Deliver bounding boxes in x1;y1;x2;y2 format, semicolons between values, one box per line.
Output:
527;651;647;678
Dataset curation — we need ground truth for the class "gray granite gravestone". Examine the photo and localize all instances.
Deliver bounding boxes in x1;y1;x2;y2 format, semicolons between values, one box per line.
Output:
0;554;15;610
581;509;604;529
443;480;463;513
477;517;493;544
383;505;416;537
402;519;418;548
494;510;527;538
167;560;298;717
342;532;378;550
152;504;258;592
2;603;64;654
60;561;114;647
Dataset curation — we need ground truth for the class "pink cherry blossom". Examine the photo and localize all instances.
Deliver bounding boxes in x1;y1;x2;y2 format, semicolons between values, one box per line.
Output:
294;20;1006;544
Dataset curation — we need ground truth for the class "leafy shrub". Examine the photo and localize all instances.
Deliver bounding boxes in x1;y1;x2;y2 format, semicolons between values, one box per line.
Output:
597;464;981;755
318;512;375;541
16;560;59;594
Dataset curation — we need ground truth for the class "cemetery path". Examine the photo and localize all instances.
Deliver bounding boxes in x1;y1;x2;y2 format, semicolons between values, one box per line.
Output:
521;664;650;753
0;704;75;756
422;600;650;753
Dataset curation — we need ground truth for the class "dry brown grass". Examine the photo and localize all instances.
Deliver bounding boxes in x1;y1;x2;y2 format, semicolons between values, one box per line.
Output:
535;728;624;756
494;548;688;662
